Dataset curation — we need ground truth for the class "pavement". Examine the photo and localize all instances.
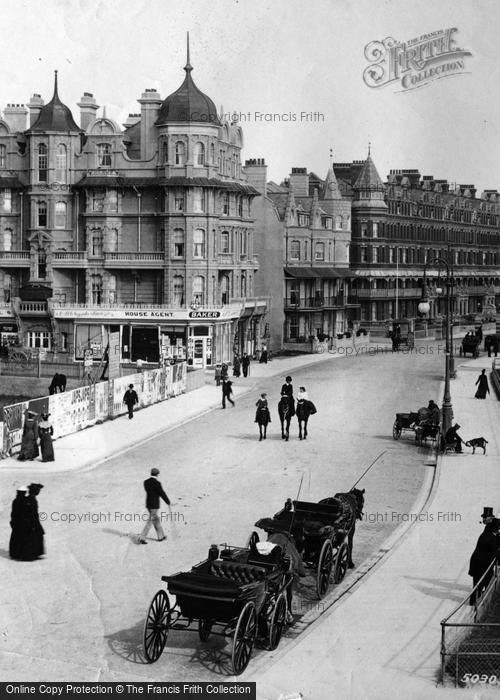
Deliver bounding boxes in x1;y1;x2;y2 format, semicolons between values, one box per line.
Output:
0;348;355;473
245;355;500;700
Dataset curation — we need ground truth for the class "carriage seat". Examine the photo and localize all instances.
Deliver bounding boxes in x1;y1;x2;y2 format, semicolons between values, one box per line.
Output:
247;544;283;570
209;560;266;585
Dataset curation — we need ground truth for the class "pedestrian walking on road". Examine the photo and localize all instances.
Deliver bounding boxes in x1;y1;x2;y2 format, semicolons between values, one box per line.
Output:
222;378;235;408
259;346;268;364
9;486;30;560
17;410;39;461
220;363;229;381
241;353;250;377
474;369;490;399
138;468;170;544
468;517;500;605
233;355;241;377
38;412;54;462
26;483;45;559
123;383;139;419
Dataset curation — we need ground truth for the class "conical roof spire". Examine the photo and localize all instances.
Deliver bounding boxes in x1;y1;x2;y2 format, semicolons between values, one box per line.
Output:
353;151;385;191
322;155;342;200
185;32;192;73
29;71;81;132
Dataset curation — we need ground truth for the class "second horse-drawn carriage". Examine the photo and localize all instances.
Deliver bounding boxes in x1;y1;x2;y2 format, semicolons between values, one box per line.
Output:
392;406;440;446
459;333;481;358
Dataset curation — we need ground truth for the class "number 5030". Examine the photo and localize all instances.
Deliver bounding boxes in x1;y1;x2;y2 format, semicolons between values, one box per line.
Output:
461;673;498;685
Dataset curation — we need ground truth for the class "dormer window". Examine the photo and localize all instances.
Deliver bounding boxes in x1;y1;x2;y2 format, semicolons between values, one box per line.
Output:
97;143;112;168
175;141;185;166
38;144;48;182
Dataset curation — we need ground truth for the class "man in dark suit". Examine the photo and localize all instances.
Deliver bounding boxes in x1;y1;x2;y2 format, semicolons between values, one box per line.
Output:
123;383;139;419
138;468;170;544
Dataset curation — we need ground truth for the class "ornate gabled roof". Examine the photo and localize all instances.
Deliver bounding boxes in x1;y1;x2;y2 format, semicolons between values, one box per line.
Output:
30;71;81;132
156;35;220;126
353;154;385;191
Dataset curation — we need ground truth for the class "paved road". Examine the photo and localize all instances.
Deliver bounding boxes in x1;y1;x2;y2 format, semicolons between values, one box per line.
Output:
0;342;443;681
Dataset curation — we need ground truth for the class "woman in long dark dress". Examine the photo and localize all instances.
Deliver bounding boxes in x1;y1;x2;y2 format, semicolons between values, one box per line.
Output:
475;369;490;399
38;412;54;462
26;483;45;559
17;410;39;461
9;487;31;560
469;518;500;604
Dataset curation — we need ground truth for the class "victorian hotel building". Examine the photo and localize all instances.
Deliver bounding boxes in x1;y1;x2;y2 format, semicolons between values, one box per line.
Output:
0;58;266;368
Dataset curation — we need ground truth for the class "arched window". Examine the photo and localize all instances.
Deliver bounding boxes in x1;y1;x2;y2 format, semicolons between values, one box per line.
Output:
192;275;204;304
0;144;6;168
193;228;205;258
175;141;185;165
315;242;325;261
37;201;47;227
173;228;185;257
290;240;300;260
91;274;103;305
210;143;215;164
55;201;67;228
38;144;48;182
55;144;67;182
173;275;184;307
194;142;205;166
220;275;230;304
3;228;12;251
96;143;112;168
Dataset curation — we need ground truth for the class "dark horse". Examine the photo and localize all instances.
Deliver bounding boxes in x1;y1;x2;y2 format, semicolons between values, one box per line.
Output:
255;405;271;441
278;395;295;441
48;373;67;395
319;488;365;568
296;399;316;440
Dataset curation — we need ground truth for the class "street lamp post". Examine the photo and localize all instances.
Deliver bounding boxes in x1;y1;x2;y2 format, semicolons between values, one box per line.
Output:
418;257;454;437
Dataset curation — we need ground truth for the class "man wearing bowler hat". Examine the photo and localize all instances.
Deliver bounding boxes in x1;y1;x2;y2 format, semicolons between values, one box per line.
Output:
123;383;139;419
138;468;171;544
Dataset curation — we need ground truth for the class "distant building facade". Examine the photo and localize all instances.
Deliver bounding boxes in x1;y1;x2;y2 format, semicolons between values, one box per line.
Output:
0;55;267;368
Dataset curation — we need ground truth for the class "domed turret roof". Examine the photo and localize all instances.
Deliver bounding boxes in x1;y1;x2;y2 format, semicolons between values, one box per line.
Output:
30;71;81;132
156;38;220;126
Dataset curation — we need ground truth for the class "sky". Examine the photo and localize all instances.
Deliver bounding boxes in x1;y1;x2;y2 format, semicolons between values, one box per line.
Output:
2;0;500;192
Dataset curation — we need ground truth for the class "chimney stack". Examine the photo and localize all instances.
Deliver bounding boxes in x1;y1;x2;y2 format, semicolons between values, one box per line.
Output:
27;94;44;127
289;167;309;196
244;158;267;196
77;92;99;131
138;89;162;160
3;104;28;132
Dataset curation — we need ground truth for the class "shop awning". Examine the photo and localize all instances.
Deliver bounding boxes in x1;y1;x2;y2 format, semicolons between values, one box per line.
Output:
284;267;353;279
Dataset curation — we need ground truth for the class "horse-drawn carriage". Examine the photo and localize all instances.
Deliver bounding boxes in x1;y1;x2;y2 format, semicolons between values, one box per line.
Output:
388;321;415;351
143;541;293;675
459;333;481;358
250;489;365;599
392;407;440;445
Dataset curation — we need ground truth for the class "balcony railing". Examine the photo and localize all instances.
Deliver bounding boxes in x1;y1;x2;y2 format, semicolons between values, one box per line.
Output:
53;251;87;267
0;251;30;266
350;288;420;299
18;301;47;314
284;296;345;309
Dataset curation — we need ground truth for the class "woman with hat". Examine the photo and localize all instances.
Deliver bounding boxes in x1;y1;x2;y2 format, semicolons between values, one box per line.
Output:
17;410;39;461
38;412;54;462
26;483;45;558
9;486;30;559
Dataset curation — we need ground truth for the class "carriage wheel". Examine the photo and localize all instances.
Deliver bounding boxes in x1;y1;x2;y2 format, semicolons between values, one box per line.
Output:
316;540;334;598
392;421;402;440
231;602;257;675
143;590;171;663
198;618;213;642
267;594;287;651
333;543;349;583
246;531;259;548
11;351;28;367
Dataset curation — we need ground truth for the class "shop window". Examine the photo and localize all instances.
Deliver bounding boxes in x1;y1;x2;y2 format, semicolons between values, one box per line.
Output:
194;142;205;166
55;144;67;182
38;144;48;182
55;201;67;228
75;324;104;360
97;143;112;168
290;240;300;260
175;141;185;165
193;229;205;258
0;189;11;213
220;231;230;253
27;331;51;349
192;275;204;305
315;242;325;261
0;144;6;168
173;275;184;307
37;201;47;227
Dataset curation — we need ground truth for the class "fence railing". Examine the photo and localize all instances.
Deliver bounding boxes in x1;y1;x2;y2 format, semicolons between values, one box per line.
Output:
441;560;500;687
491;359;500;400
